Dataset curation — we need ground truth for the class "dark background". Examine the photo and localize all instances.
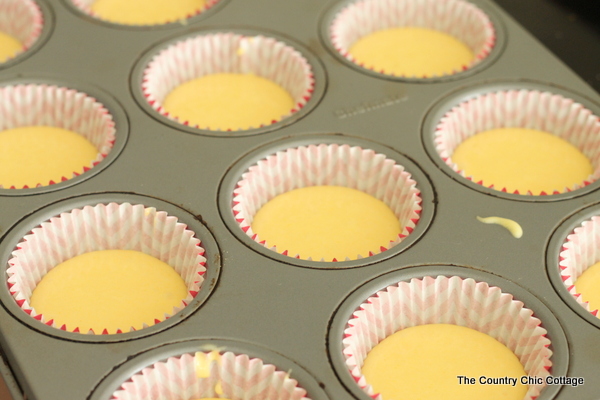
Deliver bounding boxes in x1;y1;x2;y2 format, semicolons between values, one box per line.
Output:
0;0;598;399
495;0;600;93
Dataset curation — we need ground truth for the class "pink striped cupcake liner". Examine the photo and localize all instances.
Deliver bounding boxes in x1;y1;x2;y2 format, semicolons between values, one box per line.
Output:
0;83;116;189
434;89;600;195
232;143;422;261
558;215;600;318
342;275;553;400
0;0;43;62
329;0;495;78
142;32;314;131
69;0;221;26
6;202;207;335
110;350;311;400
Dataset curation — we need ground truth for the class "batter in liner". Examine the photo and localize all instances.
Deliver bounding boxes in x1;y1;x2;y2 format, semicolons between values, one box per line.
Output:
0;31;22;62
575;261;600;314
162;73;295;131
90;0;206;25
452;127;593;194
349;27;474;77
251;186;401;261
0;126;98;188
30;250;188;333
362;324;527;400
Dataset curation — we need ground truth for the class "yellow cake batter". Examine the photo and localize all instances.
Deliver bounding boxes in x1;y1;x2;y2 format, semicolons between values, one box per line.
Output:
162;73;295;131
0;126;98;188
452;127;593;194
30;250;188;333
195;351;221;378
194;351;225;398
476;216;523;238
251;185;401;260
349;27;474;77
362;324;527;400
90;0;206;25
575;261;600;314
0;31;22;63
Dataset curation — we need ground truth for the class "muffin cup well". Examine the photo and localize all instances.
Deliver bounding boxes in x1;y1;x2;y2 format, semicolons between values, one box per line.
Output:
232;143;422;261
69;0;221;26
0;83;116;189
558;215;600;318
142;31;314;132
110;349;311;400
434;89;600;195
329;0;495;78
342;275;553;400
6;202;207;335
0;0;43;62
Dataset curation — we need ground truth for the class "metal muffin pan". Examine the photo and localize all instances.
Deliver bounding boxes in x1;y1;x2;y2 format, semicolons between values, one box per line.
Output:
0;192;221;343
0;0;53;70
218;133;435;269
547;201;600;331
319;0;507;83
0;77;129;196
0;0;598;399
130;27;327;137
421;80;600;202
328;265;570;400
89;338;330;400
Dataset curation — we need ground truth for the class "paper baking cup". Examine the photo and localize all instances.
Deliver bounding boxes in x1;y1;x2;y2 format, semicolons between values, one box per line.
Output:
69;0;221;26
435;89;600;195
0;84;116;189
0;0;43;62
558;215;600;318
142;32;314;131
111;350;311;400
342;275;553;400
329;0;495;78
6;202;207;334
232;143;422;261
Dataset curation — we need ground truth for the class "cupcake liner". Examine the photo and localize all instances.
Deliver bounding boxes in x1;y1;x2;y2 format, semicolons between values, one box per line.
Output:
342;275;553;400
434;89;600;195
70;0;221;26
142;32;314;131
0;0;43;61
558;215;600;317
329;0;495;78
110;350;311;400
232;143;422;261
0;83;116;189
6;202;207;334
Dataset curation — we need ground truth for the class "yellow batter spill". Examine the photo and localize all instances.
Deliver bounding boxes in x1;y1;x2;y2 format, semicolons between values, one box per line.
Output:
30;250;188;333
575;261;600;314
349;27;474;77
477;216;523;238
362;324;528;400
90;0;206;25
0;126;98;188
162;73;295;131
194;351;226;399
452;128;593;194
0;31;22;62
251;186;401;261
195;351;221;378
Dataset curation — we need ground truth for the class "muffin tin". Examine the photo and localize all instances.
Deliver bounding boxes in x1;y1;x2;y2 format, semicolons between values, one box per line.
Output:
0;0;599;399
